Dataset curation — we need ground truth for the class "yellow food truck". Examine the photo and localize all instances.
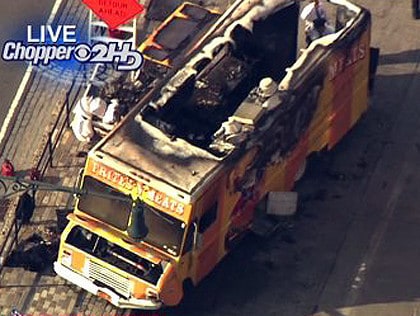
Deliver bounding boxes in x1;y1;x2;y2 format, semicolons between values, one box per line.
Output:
54;0;374;309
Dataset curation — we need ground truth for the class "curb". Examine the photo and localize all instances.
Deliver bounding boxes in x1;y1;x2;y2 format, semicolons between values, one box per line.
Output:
0;199;18;268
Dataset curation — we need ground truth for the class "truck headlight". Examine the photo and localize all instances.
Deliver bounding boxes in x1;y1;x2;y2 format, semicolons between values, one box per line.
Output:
146;288;159;301
61;249;72;267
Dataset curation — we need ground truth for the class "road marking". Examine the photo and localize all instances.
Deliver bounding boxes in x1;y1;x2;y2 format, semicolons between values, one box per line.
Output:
47;0;64;25
344;151;411;309
0;0;65;149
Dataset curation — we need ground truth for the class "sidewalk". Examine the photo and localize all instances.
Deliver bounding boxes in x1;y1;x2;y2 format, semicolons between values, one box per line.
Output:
0;0;134;314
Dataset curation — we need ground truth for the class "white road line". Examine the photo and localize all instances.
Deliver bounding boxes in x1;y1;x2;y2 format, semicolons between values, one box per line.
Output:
0;65;33;148
344;152;411;309
47;0;64;25
0;0;65;148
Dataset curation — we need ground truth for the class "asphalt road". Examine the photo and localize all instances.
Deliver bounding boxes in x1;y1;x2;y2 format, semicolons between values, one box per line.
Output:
0;0;55;129
313;1;420;315
161;1;420;316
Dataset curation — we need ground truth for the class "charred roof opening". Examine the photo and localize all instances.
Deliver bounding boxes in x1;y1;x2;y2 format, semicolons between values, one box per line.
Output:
141;3;220;67
154;18;201;51
141;2;299;155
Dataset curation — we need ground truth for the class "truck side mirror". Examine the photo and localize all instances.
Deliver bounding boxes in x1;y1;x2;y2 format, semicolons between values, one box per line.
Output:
76;168;84;189
192;222;203;250
128;199;149;241
74;168;85;199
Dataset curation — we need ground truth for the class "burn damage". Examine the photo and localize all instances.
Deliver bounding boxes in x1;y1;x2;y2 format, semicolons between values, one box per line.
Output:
140;1;299;154
99;0;365;194
85;2;221;134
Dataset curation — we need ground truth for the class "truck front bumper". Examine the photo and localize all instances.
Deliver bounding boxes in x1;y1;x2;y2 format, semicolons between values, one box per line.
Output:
54;262;162;310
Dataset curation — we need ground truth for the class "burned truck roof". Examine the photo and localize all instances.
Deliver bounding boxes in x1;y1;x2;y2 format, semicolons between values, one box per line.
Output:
96;0;367;196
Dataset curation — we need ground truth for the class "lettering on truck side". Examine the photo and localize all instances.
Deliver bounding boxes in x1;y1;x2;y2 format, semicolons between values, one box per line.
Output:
328;40;367;81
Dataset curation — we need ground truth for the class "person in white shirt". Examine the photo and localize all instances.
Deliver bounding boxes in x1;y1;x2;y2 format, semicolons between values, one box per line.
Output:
89;97;107;119
102;99;120;124
71;112;94;142
73;95;107;119
300;0;335;45
71;95;95;142
72;95;92;120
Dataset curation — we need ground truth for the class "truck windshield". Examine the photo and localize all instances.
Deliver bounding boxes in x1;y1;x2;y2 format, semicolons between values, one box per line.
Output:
78;176;185;256
78;176;131;230
142;202;186;256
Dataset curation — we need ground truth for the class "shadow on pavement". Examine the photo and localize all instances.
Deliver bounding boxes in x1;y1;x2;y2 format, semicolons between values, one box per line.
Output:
379;49;420;65
5;230;59;275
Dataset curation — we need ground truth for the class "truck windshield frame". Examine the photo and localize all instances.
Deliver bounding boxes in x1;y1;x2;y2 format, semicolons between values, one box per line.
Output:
78;175;186;256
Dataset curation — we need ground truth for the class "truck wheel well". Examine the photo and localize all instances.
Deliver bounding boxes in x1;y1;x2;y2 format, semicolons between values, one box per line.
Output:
178;278;196;308
183;278;195;293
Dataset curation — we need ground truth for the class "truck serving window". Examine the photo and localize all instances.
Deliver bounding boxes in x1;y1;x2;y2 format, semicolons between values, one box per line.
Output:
198;203;217;233
78;176;131;231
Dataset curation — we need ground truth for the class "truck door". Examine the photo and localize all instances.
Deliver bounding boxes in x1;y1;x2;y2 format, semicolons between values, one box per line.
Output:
178;223;195;281
193;202;220;282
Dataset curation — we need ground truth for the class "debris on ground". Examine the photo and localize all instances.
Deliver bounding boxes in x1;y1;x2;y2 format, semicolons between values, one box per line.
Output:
5;228;59;273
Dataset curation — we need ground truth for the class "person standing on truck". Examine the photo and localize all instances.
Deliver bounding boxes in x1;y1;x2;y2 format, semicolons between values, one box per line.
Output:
301;0;335;45
102;98;120;124
213;117;244;144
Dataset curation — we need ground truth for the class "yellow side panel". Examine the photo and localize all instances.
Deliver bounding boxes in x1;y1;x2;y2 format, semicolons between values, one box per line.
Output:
351;30;370;126
264;161;286;193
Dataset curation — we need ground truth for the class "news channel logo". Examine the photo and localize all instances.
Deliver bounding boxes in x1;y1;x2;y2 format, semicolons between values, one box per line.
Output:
1;24;143;84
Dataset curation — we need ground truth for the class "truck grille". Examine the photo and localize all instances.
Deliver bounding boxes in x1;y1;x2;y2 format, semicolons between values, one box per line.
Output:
88;260;130;298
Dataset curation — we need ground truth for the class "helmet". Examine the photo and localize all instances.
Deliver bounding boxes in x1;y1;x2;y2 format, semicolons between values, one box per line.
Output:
258;77;277;98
